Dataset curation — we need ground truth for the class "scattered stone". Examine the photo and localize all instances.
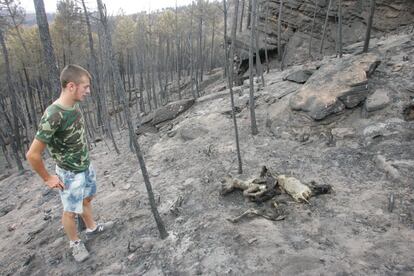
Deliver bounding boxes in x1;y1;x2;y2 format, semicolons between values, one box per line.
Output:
23;254;35;266
283;69;315;84
0;204;15;217
23;234;33;244
127;253;137;262
248;238;258;244
152;99;195;125
365;89;390;112
167;130;177;137
136;125;158;135
0;173;11;182
331;128;356;139
7;224;17;232
403;104;414;121
374;155;401;180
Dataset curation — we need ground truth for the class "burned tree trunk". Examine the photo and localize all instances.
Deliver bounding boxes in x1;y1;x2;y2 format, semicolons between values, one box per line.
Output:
277;0;283;61
223;0;229;78
97;0;168;239
33;0;60;100
0;29;24;172
81;0;119;154
338;0;343;58
319;0;332;54
228;0;243;174
309;0;318;58
249;0;259;135
363;0;376;53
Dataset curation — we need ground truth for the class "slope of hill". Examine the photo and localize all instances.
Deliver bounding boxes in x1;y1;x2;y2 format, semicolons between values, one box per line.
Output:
0;30;413;275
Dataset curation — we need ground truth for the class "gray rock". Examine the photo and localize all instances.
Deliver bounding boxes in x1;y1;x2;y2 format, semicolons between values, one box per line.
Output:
374;155;401;180
152;99;195;125
290;53;381;120
283;70;315;84
136;99;195;135
331;128;356;139
365;89;390;112
180;125;209;141
0;204;15;217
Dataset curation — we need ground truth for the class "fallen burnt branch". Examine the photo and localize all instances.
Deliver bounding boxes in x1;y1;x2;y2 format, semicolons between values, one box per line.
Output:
227;208;286;223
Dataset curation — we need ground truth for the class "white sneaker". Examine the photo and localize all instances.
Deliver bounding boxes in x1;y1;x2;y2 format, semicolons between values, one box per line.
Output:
85;221;114;239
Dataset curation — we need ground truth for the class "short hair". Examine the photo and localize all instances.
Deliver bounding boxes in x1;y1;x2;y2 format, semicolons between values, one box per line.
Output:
60;64;91;88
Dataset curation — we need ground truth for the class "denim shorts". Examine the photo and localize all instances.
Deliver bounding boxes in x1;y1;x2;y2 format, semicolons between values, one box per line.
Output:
55;164;97;214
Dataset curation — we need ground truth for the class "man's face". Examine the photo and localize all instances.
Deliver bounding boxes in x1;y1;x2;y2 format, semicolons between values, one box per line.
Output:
72;76;91;102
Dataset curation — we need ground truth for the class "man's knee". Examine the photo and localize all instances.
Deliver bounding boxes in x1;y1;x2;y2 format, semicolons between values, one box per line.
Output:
83;196;94;205
62;211;76;219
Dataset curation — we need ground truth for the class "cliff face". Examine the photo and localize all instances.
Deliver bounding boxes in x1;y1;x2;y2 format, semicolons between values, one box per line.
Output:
236;0;414;66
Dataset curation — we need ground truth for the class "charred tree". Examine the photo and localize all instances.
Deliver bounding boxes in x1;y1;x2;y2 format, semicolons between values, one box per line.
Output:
363;0;376;53
338;0;343;57
0;28;24;172
277;0;283;61
33;0;60;101
228;0;243;174
97;0;168;239
249;0;259;135
319;0;332;54
81;0;119;154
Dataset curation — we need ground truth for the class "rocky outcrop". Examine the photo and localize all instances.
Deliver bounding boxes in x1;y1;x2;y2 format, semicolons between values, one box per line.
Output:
234;0;414;67
136;99;195;134
289;53;380;120
283;69;315;84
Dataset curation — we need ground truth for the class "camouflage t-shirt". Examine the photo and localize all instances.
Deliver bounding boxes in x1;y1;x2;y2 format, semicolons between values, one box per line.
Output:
35;103;89;172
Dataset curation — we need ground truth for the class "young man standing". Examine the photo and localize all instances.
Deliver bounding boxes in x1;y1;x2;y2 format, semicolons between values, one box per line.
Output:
26;64;112;262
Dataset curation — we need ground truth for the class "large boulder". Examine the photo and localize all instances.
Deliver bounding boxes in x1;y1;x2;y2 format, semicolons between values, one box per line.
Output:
365;88;390;112
136;99;195;135
152;99;195;125
289;53;381;120
283;69;315;84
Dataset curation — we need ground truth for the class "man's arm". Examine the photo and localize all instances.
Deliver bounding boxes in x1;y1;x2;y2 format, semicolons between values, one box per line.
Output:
26;138;64;190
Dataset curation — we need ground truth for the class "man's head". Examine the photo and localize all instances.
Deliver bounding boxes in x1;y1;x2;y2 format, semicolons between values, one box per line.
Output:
60;64;91;102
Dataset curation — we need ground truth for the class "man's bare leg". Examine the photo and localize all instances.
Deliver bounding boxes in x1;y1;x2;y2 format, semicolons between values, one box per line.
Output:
62;212;79;241
80;197;96;230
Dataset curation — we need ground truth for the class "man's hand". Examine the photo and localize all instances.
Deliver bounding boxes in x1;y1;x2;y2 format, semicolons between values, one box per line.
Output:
45;175;64;190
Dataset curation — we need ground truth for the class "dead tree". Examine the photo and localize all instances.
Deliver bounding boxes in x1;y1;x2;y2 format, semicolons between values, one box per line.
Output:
277;0;283;61
319;0;332;54
33;0;60;101
247;0;252;28
97;0;168;239
81;0;119;154
248;0;259;135
363;0;376;53
309;0;318;58
197;0;204;83
254;2;264;87
239;0;245;32
0;28;24;172
264;4;270;73
228;0;243;174
175;1;182;99
223;0;229;78
338;0;343;57
209;15;216;73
